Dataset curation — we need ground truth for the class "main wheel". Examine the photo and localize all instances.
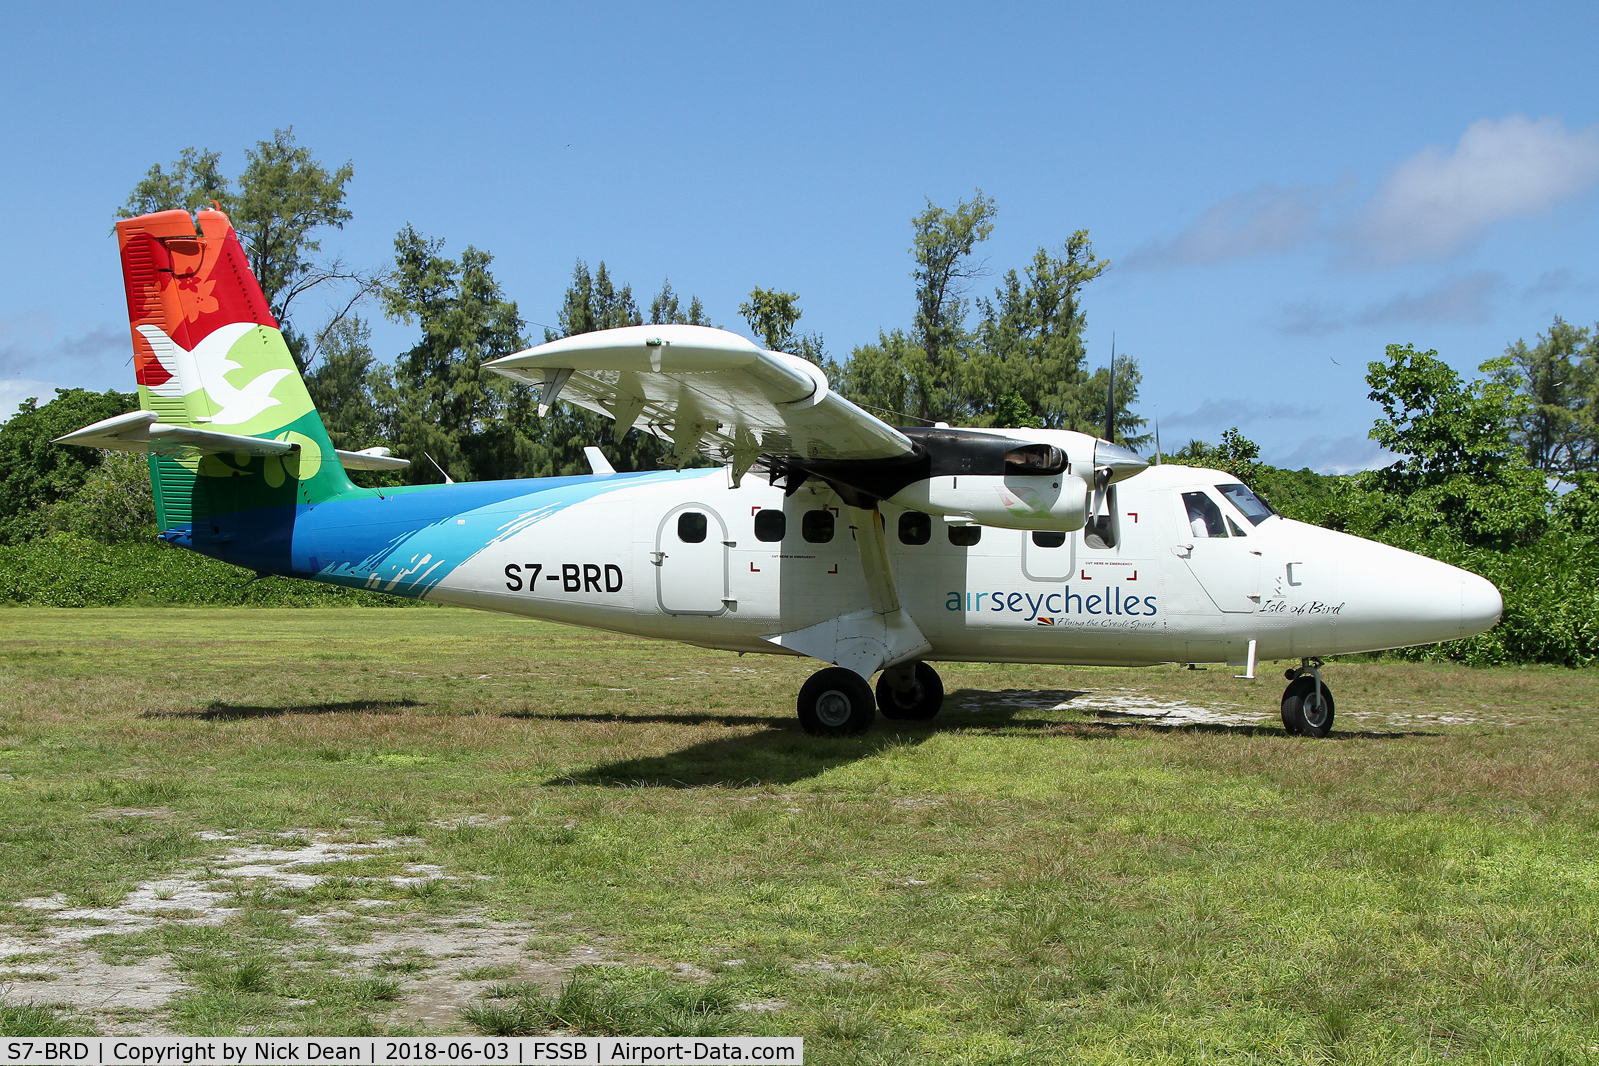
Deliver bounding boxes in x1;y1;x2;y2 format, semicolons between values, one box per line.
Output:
1281;675;1335;738
798;667;876;737
875;662;945;722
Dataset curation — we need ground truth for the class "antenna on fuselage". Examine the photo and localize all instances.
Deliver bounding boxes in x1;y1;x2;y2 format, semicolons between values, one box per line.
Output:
423;452;455;485
1154;420;1162;465
1105;332;1116;444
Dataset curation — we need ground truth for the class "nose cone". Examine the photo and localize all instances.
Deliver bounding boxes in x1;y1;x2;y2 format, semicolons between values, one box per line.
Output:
1094;440;1149;485
1461;571;1503;638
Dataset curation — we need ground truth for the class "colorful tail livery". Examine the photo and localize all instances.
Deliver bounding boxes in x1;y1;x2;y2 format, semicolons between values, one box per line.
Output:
57;209;405;536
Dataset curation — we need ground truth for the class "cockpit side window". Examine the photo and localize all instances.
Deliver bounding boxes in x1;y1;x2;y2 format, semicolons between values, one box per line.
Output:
1182;491;1227;538
1226;515;1247;537
1217;483;1276;526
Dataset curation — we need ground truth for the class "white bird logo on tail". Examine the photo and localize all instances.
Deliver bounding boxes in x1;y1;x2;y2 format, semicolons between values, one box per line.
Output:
136;323;293;426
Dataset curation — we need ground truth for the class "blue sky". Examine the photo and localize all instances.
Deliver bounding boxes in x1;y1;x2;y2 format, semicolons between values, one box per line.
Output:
3;1;1596;471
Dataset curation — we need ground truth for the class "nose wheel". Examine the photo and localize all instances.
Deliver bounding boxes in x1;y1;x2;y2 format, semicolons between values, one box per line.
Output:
1281;660;1334;737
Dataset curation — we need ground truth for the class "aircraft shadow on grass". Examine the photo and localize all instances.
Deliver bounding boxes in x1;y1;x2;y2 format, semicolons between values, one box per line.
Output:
542;687;1435;788
144;699;423;721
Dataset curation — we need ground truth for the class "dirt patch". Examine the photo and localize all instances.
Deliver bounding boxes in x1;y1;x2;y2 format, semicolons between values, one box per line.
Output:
1;830;597;1035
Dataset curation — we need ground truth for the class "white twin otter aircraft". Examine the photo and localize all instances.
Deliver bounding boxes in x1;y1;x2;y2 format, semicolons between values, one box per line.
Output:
62;209;1503;738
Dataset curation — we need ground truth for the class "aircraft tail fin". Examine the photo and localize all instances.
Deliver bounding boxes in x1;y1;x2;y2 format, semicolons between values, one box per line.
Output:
103;208;358;531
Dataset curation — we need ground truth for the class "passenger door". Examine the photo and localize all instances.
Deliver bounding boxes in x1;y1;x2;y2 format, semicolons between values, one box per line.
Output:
1173;488;1260;613
655;504;729;615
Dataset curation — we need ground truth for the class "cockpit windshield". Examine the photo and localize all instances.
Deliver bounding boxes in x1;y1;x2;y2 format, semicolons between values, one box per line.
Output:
1217;483;1277;526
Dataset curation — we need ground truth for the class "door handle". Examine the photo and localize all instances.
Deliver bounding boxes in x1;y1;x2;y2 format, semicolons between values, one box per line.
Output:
650;551;666;566
1172;543;1193;558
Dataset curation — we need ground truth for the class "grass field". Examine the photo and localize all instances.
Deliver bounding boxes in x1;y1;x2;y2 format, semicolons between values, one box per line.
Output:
1;607;1598;1062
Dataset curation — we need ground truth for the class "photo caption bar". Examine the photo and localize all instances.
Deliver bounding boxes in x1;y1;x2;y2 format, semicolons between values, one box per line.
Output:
0;1039;802;1065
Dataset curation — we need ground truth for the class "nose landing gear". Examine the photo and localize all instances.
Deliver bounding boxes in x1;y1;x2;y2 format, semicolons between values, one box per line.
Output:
1281;658;1334;737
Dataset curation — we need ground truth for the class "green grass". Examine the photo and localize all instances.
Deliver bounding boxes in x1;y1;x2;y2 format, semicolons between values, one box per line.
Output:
1;608;1598;1060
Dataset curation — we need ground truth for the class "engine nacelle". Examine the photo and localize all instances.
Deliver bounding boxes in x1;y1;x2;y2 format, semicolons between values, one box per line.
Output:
888;473;1090;531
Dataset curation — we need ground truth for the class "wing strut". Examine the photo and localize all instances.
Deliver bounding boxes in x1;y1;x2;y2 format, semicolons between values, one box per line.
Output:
762;504;931;680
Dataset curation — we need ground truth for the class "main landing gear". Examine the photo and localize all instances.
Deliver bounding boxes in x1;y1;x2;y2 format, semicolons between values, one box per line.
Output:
797;662;945;736
1281;658;1335;738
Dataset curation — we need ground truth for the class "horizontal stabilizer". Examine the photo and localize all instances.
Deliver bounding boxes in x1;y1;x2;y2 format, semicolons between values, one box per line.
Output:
57;412;412;473
485;324;914;481
54;410;294;457
336;447;411;471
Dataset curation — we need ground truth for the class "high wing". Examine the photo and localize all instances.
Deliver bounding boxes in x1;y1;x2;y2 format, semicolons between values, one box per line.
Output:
55;410;411;471
483;324;914;480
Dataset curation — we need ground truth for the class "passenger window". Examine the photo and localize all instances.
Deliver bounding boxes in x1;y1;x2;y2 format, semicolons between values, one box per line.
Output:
677;511;707;543
802;509;834;543
1182;492;1227;538
1032;530;1066;548
898;511;931;545
754;509;785;542
948;525;981;547
1084;487;1119;549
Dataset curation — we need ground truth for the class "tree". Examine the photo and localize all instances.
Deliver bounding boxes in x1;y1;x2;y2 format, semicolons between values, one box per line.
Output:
554;261;642;338
740;287;826;364
540;265;716;473
118;147;229;217
1365;343;1549;547
118;130;362;372
965;232;1142;438
649;279;711;326
1503;315;1597;476
384;226;529;483
0;389;138;544
1173;427;1260;482
907;191;997;421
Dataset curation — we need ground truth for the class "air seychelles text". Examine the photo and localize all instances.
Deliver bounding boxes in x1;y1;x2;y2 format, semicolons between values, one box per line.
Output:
947;588;1157;621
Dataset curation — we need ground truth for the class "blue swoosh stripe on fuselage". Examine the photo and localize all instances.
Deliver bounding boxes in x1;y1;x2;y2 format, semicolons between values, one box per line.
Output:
294;467;718;597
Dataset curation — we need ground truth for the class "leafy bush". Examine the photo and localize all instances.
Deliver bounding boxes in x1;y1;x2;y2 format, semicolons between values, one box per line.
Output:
0;388;137;545
0;534;423;608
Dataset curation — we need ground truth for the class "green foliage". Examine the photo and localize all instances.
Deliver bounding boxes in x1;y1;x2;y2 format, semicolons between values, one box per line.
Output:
834;196;1141;437
1365;344;1550;549
649;278;711;327
0;388;138;545
740;287;824;363
0;534;421;607
384;226;530;483
305;317;404;488
1173;427;1261;484
42;451;155;543
1503;315;1599;476
118;147;229;218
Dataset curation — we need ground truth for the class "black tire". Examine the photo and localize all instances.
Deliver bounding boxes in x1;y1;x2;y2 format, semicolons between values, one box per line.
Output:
1281;675;1335;738
798;667;876;737
875;662;945;722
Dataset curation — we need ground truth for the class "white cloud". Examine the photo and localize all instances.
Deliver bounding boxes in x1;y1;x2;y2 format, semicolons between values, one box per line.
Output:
1278;272;1505;335
1123;185;1329;269
0;316;124;376
0;379;60;423
1523;267;1597;300
1353;271;1504;326
1126;116;1599;272
1159;397;1321;433
1276;434;1396;475
1354;116;1599;266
